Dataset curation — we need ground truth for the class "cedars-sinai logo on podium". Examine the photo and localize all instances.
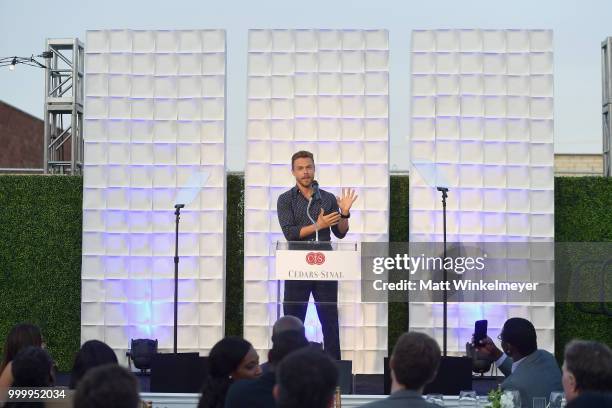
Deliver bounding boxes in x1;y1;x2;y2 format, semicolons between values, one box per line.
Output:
306;252;326;265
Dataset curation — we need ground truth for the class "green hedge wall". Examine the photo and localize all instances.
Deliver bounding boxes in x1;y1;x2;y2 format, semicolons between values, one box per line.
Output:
387;176;409;352
554;177;612;361
0;175;610;371
0;176;82;371
225;174;244;337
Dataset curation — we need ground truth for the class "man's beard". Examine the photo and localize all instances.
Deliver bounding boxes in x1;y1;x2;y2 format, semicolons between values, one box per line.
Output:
297;177;312;188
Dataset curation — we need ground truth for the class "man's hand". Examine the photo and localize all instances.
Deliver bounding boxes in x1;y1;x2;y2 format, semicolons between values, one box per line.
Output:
473;335;503;361
336;188;358;215
316;208;341;229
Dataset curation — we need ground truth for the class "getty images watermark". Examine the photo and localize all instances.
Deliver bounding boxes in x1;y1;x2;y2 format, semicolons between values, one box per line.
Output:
371;251;538;293
360;242;612;303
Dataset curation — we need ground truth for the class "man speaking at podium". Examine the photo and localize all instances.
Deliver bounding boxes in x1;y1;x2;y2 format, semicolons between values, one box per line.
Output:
276;150;357;360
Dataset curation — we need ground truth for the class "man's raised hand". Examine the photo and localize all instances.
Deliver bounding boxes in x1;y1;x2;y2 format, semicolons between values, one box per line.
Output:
336;188;358;215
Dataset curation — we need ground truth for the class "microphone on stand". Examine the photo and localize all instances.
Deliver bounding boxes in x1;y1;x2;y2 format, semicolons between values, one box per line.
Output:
311;180;321;201
306;180;320;242
172;203;185;354
436;186;449;356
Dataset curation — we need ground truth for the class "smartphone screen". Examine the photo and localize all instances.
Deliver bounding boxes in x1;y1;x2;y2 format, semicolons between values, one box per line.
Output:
474;319;488;343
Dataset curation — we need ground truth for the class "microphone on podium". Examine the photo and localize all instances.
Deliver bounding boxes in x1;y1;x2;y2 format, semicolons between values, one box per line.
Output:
311;180;321;201
306;180;321;242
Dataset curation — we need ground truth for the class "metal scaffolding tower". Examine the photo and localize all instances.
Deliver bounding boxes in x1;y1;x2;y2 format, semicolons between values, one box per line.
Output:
603;37;612;177
44;38;84;174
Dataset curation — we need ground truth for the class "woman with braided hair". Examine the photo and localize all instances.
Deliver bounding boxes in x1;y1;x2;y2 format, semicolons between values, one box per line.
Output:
198;336;261;408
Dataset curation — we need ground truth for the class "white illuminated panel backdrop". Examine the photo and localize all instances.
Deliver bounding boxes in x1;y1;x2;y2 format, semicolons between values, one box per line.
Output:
244;29;390;373
81;29;227;362
409;29;555;353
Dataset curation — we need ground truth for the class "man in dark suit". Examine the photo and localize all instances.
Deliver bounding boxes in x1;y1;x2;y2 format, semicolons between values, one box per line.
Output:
362;332;441;408
476;317;563;408
562;340;612;403
224;331;309;408
566;392;612;408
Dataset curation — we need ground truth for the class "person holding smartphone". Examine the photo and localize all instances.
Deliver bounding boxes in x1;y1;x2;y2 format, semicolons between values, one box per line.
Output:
474;317;562;408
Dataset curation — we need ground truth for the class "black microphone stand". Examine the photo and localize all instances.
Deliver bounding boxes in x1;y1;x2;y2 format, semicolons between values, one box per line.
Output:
437;187;449;356
308;181;321;242
173;203;185;354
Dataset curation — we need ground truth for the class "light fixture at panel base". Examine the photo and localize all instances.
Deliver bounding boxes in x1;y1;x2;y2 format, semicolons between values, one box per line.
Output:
126;338;158;374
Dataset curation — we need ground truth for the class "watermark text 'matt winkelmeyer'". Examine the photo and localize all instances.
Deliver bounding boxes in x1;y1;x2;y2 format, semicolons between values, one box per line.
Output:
372;279;539;293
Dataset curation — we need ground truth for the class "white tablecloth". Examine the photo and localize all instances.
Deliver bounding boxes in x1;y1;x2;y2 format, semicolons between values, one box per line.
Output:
140;393;469;408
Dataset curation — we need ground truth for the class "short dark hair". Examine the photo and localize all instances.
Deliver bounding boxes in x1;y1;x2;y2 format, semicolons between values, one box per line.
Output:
500;317;538;356
276;348;337;408
391;332;441;390
291;151;314;169
268;330;309;366
73;364;140;408
11;346;53;387
272;315;305;337
564;340;612;394
70;339;118;389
